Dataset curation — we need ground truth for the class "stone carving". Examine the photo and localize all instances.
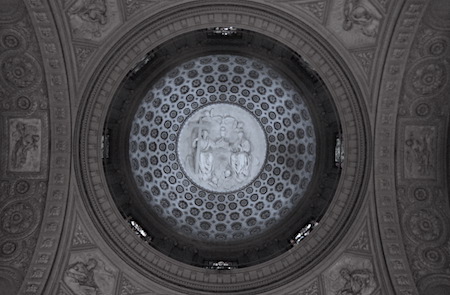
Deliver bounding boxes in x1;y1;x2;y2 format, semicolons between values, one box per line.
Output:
404;126;436;179
179;104;266;192
375;0;389;11
337;268;377;295
119;276;143;295
298;1;327;21
426;0;450;30
1;200;37;235
8;118;41;172
343;0;382;37
297;279;320;295
349;226;370;252
1;54;41;89
14;180;30;194
64;250;118;295
124;0;158;17
405;208;443;242
410;61;447;96
353;50;375;76
72;222;93;246
74;45;96;72
67;0;121;41
323;255;377;295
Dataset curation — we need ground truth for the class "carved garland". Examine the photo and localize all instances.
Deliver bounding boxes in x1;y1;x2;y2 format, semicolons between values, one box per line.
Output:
75;2;369;294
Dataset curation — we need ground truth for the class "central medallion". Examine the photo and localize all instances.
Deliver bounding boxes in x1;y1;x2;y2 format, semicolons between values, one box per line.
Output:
178;104;267;193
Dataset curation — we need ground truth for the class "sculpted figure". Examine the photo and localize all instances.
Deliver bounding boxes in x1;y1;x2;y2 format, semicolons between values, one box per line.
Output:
214;127;230;149
343;0;382;37
69;0;107;25
64;258;100;295
12;122;39;169
337;268;376;295
192;130;213;180
231;131;251;181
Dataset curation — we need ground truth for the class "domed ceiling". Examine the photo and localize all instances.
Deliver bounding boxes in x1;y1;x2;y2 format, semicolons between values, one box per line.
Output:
1;1;449;295
103;31;341;266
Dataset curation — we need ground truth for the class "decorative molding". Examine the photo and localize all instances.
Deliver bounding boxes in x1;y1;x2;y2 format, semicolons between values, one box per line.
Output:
17;0;72;293
374;1;434;295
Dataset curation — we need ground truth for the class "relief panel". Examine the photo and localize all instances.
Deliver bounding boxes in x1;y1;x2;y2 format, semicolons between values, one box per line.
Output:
63;249;118;295
0;113;48;178
322;254;378;295
398;121;445;182
67;0;122;42
327;0;382;48
8;118;41;172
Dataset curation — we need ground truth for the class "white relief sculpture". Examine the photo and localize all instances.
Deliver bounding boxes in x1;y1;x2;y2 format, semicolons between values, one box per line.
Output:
231;131;251;182
343;0;382;38
178;104;266;192
192;129;214;181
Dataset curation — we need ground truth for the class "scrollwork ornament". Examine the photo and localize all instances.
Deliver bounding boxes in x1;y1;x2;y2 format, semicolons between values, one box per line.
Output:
0;200;39;237
409;59;447;96
405;208;446;243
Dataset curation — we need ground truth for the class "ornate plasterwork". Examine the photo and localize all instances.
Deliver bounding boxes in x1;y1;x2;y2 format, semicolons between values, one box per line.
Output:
13;0;72;294
75;1;369;294
374;0;450;294
66;0;122;42
392;1;450;293
323;254;378;295
0;1;52;294
327;0;383;48
274;0;328;22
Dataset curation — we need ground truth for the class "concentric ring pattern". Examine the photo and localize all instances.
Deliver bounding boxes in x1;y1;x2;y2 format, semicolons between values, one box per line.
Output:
129;55;316;242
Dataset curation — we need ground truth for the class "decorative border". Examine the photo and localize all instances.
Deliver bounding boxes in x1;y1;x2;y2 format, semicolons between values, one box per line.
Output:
374;1;428;294
19;0;72;294
75;1;370;294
